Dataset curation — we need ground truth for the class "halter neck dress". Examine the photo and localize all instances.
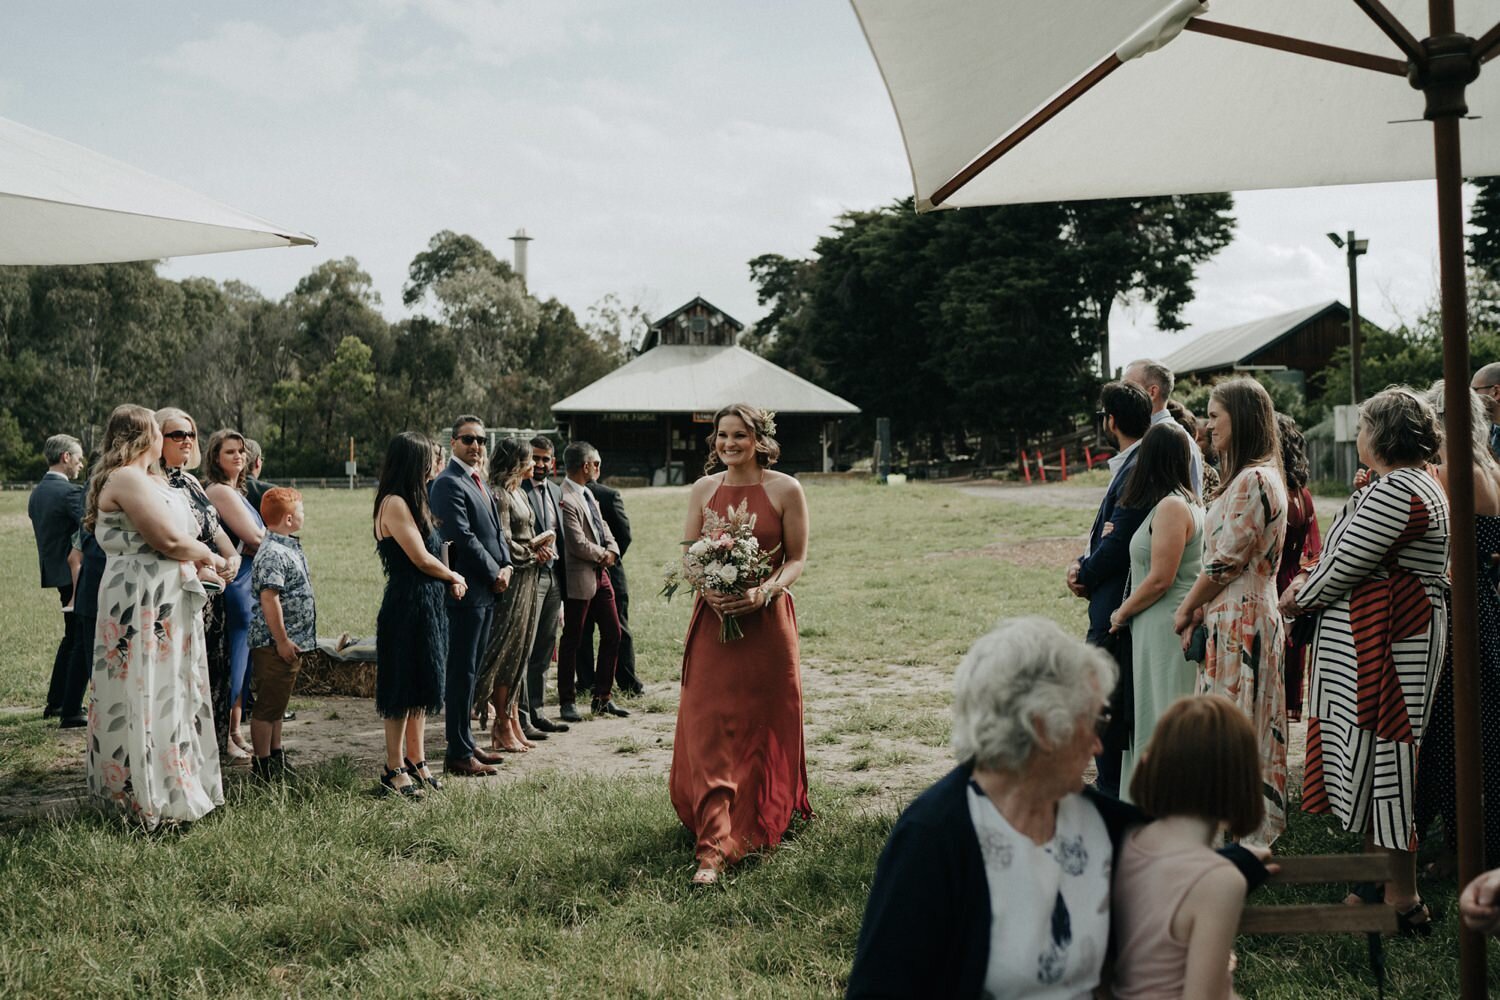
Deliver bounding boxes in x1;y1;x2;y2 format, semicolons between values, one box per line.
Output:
669;478;812;866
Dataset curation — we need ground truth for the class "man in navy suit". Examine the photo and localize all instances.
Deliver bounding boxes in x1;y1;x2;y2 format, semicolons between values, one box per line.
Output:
1066;381;1150;796
28;434;85;724
519;436;570;735
429;416;512;776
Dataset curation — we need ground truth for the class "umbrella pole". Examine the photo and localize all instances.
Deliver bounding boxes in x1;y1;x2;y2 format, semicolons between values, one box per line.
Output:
1425;1;1486;992
1435;109;1487;1000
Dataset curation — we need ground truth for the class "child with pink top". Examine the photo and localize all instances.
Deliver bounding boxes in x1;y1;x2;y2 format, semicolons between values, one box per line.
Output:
1112;695;1261;1000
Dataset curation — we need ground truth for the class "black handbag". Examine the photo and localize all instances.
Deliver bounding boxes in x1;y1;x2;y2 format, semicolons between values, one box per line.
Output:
1184;623;1208;662
1289;612;1319;647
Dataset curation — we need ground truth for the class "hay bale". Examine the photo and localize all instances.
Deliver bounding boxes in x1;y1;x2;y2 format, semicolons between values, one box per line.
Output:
296;636;378;698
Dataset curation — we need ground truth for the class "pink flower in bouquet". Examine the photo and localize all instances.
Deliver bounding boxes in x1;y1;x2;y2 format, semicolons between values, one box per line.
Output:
661;499;780;642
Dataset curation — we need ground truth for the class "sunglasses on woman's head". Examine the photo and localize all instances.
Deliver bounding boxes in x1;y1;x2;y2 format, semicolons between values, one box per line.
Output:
163;430;196;442
456;434;485;446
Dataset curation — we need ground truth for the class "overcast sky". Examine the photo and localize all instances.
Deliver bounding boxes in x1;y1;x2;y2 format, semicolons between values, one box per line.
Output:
1;2;1468;364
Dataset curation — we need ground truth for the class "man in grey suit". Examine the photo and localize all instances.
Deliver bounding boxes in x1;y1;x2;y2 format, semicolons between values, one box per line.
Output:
520;436;570;734
28;434;85;723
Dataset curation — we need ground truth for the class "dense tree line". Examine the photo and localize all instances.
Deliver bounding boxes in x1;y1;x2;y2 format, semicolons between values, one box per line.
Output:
740;195;1235;462
0;231;631;480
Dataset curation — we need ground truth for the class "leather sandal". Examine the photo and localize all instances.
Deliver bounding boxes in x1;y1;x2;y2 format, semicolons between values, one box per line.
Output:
405;757;442;792
379;766;423;799
1395;900;1438;938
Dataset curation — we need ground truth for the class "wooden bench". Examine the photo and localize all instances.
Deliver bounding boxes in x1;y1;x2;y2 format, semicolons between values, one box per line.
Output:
1239;853;1398;993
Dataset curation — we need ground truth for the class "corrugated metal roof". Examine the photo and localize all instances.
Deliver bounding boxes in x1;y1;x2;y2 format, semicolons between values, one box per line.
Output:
552;345;861;415
1160;300;1345;374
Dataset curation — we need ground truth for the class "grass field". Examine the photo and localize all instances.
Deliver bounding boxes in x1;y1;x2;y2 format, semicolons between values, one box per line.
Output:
0;482;1487;997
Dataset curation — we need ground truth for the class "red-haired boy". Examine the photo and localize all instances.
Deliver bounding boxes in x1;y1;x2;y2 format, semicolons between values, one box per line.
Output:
248;488;315;778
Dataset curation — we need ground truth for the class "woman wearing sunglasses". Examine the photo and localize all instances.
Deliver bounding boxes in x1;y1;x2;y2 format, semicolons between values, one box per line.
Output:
155;407;240;754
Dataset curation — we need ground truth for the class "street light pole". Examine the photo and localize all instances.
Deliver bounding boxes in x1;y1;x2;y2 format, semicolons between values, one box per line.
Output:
1327;230;1369;403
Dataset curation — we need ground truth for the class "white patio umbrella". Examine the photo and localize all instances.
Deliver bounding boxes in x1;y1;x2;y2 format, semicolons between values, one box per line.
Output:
854;1;1500;993
0;114;315;265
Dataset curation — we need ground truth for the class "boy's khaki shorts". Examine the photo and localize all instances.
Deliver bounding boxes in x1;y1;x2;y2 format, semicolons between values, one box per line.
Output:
249;646;302;722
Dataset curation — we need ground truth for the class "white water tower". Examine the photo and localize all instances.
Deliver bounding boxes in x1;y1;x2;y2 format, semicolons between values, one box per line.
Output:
509;228;533;288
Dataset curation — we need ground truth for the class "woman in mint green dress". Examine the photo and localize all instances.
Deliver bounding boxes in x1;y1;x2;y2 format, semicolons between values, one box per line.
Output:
1108;424;1204;796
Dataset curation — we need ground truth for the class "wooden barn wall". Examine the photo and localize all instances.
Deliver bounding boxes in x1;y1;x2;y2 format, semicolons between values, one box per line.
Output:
557;412;835;483
1244;314;1349;396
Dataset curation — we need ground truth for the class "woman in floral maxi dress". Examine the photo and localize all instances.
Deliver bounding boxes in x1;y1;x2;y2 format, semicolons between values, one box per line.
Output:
85;404;228;829
1174;378;1288;846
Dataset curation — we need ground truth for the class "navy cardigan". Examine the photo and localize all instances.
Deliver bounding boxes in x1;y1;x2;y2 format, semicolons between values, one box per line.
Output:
846;764;1267;999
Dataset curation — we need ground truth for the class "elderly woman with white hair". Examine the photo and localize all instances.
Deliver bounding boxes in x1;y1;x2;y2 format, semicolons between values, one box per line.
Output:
848;617;1138;999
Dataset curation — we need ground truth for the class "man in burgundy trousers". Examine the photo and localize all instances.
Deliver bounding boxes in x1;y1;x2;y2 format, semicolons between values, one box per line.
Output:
556;440;630;722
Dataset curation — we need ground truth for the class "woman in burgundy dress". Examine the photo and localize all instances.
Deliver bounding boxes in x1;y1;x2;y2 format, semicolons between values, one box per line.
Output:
1276;415;1321;721
669;403;811;886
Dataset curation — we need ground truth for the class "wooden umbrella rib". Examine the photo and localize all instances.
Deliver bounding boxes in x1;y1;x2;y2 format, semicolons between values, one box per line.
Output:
928;55;1122;208
1183;19;1408;75
1350;0;1425;62
1476;20;1500;64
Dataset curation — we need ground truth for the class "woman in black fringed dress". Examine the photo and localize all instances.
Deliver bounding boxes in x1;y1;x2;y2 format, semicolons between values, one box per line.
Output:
1416;383;1500;868
373;432;468;798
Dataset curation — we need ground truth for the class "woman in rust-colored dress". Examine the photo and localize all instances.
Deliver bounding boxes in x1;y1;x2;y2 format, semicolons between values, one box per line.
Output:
670;403;811;886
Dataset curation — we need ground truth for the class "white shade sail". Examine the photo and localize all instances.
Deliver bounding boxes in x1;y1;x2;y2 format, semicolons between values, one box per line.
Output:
0;115;315;265
852;0;1500;209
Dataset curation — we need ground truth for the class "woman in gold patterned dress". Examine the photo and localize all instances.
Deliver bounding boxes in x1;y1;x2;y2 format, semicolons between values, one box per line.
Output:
1173;378;1289;845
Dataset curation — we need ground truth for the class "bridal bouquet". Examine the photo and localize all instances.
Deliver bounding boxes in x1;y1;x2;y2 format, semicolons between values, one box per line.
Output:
661;499;780;642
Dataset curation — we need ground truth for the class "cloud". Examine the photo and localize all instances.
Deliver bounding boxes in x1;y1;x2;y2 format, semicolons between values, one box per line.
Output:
153;22;367;103
410;0;610;67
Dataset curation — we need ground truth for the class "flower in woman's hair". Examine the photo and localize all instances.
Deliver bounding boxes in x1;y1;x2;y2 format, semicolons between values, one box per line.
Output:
761;410;777;437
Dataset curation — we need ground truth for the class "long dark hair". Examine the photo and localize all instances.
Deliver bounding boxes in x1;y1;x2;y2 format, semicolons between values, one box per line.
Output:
1276;414;1309;492
375;431;437;537
1119;423;1196;510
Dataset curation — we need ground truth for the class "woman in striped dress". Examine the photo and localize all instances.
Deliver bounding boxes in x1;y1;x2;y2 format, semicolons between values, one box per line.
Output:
1281;387;1448;934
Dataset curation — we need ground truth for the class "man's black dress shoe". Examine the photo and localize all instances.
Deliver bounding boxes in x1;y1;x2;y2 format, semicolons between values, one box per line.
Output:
59;715;88;729
42;707;60;719
520;724;548;741
531;713;570;733
559;703;583;723
592;699;630;718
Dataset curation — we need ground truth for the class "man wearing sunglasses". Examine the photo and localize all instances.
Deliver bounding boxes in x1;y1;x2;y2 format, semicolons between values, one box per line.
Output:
1473;362;1500;461
430;415;512;777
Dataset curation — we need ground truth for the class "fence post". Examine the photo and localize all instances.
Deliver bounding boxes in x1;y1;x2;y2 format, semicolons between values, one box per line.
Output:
1060;448;1068;481
1020;451;1032;484
1036;450;1047;482
1084;445;1093;471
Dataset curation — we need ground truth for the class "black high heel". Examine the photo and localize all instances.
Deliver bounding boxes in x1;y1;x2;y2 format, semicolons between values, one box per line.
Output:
405;757;443;792
1395;900;1438;938
380;765;423;799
